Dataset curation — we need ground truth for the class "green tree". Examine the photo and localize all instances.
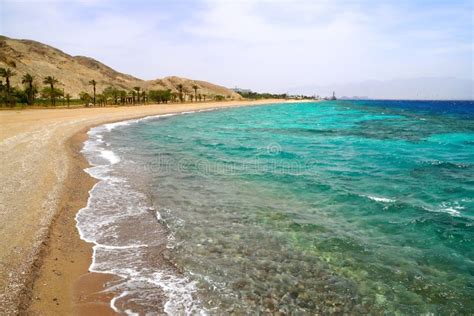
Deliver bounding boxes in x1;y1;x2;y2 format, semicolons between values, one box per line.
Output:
103;86;120;105
130;90;136;104
149;89;172;103
79;91;91;106
14;88;28;105
43;76;59;106
133;86;141;104
97;93;106;106
89;79;97;106
41;86;63;104
0;67;16;107
192;84;198;102
176;84;184;102
21;73;36;105
0;80;5;105
119;90;127;105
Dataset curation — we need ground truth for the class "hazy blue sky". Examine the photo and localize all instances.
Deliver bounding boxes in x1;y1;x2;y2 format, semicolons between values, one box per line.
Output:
1;0;473;96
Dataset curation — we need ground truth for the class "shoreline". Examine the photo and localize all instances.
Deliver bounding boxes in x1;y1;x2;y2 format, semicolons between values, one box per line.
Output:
28;129;119;315
0;99;309;315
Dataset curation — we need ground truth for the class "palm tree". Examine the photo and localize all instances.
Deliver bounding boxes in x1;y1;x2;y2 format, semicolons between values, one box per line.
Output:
192;84;198;102
97;93;106;106
1;68;16;107
133;87;141;104
21;73;35;105
43;76;59;106
120;90;127;105
89;80;97;106
176;84;184;102
130;90;136;104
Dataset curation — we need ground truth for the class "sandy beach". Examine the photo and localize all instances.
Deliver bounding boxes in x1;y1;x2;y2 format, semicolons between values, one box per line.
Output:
0;99;298;315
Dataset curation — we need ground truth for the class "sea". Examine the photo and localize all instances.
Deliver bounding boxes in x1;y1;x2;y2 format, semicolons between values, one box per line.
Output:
76;100;474;314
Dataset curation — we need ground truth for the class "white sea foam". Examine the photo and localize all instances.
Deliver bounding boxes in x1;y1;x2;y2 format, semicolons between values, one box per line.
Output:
100;150;120;164
104;120;133;131
364;195;396;203
104;112;180;132
76;113;209;315
422;201;464;217
442;207;461;216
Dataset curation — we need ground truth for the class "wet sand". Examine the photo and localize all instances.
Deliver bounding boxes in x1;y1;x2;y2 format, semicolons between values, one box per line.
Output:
0;100;303;315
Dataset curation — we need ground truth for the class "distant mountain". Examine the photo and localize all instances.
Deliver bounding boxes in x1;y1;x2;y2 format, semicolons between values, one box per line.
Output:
144;76;242;100
290;78;473;100
0;35;242;99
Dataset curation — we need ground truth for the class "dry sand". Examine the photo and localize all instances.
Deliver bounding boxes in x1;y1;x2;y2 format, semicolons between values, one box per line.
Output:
0;99;301;315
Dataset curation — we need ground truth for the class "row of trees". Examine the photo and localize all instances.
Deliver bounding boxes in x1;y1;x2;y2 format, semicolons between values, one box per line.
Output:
78;85;148;106
78;82;226;106
1;67;231;107
236;90;289;100
0;67;70;107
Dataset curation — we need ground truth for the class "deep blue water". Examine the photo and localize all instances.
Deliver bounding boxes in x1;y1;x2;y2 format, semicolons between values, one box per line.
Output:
79;100;474;314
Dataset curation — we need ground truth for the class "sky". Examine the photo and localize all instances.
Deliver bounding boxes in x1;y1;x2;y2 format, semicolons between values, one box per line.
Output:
1;0;473;97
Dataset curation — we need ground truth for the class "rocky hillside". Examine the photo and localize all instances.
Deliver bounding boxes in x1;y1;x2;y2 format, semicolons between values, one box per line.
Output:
0;35;241;99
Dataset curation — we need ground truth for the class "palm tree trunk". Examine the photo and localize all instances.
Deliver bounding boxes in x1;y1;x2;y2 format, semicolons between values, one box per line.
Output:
28;82;33;105
50;83;54;106
6;77;11;107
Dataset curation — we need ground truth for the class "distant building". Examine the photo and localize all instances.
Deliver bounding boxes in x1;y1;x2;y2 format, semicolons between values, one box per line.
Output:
331;91;337;100
233;87;252;94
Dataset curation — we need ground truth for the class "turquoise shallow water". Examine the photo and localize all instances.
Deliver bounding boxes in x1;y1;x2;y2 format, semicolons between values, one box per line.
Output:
90;100;473;314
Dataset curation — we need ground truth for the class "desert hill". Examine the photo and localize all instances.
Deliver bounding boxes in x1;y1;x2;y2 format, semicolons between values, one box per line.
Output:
0;35;241;99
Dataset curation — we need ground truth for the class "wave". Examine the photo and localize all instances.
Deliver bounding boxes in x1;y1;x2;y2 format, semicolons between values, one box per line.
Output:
361;193;466;217
362;195;396;203
100;150;120;164
422;202;464;217
76;114;207;315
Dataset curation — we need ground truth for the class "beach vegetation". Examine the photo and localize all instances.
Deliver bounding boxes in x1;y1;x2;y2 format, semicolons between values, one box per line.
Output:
103;86;121;105
149;89;172;103
119;90;127;105
79;91;92;106
89;79;97;106
40;86;63;105
21;73;37;105
236;90;289;100
0;67;16;107
192;84;199;101
177;84;184;102
130;90;136;104
43;76;60;106
133;86;141;104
